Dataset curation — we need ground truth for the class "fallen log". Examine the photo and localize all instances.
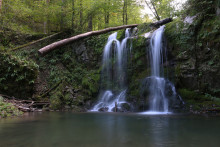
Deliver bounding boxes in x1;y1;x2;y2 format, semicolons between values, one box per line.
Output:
150;18;173;28
1;93;50;112
38;24;138;56
38;18;172;56
18;106;32;112
11;32;63;51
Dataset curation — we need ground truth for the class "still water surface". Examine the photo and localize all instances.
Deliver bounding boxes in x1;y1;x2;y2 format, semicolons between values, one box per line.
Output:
0;112;220;147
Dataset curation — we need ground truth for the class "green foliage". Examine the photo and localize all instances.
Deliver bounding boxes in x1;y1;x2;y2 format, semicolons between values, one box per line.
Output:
178;88;220;111
82;70;100;96
137;23;151;35
184;0;215;17
85;34;109;55
0;98;23;118
0;52;39;98
1;0;143;35
165;18;190;50
197;18;220;42
142;0;183;20
50;91;63;110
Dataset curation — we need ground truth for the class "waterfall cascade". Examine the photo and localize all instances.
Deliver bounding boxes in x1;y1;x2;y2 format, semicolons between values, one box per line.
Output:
149;26;168;112
91;29;131;112
141;26;182;114
91;26;183;113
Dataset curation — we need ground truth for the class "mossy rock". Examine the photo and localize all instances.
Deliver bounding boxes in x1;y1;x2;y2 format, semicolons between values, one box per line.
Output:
0;99;23;118
48;81;87;111
178;88;220;111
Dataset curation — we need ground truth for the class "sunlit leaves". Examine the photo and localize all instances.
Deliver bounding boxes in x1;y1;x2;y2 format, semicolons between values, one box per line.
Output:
1;0;143;33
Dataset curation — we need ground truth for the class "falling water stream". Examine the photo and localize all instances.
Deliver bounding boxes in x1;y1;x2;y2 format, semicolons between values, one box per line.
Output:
148;26;168;112
141;26;181;114
91;29;131;112
92;26;182;113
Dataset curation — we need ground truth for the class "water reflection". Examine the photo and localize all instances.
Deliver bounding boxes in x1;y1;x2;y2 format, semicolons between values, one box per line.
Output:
0;112;220;147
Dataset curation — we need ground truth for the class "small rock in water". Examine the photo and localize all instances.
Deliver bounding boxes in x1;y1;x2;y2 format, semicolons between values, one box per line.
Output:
99;107;109;112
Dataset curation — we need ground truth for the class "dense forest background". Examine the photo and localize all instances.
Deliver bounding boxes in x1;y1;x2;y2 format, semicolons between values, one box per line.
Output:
0;0;184;35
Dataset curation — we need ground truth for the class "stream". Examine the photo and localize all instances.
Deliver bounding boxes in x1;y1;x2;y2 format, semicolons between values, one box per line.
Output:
0;112;220;147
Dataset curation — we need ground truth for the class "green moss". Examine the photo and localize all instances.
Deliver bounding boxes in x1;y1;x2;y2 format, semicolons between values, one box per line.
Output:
0;96;23;118
47;80;87;110
179;89;220;111
184;0;215;17
165;18;192;52
137;23;152;35
82;70;100;96
50;91;63;110
179;89;205;100
197;18;220;42
132;36;146;49
85;33;109;55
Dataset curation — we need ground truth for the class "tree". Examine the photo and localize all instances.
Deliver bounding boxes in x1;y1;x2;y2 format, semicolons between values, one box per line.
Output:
143;0;175;20
60;0;66;31
71;0;75;30
0;0;2;12
104;0;110;27
0;0;143;34
79;0;83;31
44;0;50;34
123;0;128;24
144;0;160;20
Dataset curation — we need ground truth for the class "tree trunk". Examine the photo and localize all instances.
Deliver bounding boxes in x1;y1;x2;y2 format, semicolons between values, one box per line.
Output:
38;24;138;56
11;32;63;51
150;0;160;20
0;0;2;12
105;0;110;27
123;0;128;25
150;18;172;27
98;15;102;30
44;0;50;34
123;0;125;24
88;15;93;31
145;0;160;21
125;0;128;25
105;13;109;26
79;0;83;31
44;21;47;34
38;18;172;56
60;0;65;31
0;0;2;29
71;0;75;30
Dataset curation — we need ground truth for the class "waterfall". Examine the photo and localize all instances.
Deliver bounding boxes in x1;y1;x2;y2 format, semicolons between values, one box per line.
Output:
149;26;168;112
91;29;131;112
141;25;182;114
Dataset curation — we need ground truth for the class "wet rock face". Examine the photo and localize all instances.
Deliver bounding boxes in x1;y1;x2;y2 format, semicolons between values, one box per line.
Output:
73;42;90;62
164;12;220;113
165;14;219;82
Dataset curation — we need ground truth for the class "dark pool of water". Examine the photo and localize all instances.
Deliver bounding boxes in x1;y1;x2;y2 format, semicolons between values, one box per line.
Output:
0;112;220;147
